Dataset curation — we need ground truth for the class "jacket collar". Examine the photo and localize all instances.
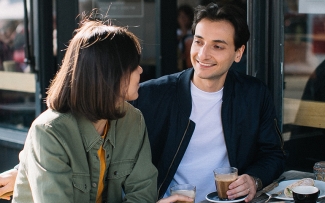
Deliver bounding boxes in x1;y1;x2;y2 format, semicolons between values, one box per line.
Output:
76;115;116;151
106;120;116;148
222;70;236;103
177;68;194;118
219;71;236;165
177;68;237;109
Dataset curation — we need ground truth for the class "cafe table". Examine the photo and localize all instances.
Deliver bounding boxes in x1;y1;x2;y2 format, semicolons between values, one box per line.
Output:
199;170;325;203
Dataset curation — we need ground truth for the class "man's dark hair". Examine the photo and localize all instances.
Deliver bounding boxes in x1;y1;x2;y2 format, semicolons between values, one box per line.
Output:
192;3;250;50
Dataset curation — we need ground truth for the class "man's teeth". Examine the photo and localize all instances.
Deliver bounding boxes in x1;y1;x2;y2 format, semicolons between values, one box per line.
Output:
199;61;214;66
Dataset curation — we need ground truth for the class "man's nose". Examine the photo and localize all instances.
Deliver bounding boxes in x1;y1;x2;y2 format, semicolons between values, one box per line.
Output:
198;45;210;60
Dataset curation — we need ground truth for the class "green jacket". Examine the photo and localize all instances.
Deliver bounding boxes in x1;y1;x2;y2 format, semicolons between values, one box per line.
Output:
12;102;158;203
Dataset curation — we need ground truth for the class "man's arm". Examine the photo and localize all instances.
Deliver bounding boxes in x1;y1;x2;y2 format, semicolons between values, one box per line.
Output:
0;168;18;200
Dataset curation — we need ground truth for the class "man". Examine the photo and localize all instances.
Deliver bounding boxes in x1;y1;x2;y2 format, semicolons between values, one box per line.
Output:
131;3;285;202
0;3;285;203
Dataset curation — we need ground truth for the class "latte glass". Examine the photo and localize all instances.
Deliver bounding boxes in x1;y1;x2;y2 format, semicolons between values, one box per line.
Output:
170;184;196;203
213;167;238;200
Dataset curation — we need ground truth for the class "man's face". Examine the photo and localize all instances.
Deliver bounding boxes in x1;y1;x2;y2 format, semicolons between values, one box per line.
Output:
190;19;245;92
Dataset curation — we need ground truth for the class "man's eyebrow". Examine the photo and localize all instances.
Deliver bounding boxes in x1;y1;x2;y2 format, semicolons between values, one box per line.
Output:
194;35;228;45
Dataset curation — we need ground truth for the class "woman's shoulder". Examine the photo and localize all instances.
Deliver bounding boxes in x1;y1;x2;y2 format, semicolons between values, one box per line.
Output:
123;102;143;120
30;109;80;140
118;102;146;129
32;109;76;126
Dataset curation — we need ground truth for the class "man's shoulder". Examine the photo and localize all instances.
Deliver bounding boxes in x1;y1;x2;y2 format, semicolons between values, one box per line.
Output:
140;71;183;88
134;69;192;108
141;69;192;87
228;70;267;89
224;70;271;102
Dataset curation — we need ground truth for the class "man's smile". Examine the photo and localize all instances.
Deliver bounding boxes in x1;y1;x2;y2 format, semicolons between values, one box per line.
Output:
196;59;216;67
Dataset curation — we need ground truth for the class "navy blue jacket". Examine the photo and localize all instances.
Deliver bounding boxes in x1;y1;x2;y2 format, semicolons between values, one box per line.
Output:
131;68;286;198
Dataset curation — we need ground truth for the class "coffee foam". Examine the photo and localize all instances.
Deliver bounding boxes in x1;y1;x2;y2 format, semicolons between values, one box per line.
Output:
171;190;196;198
215;174;237;181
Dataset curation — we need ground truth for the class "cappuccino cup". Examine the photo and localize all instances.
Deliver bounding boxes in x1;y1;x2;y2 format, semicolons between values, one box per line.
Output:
3;60;16;72
292;185;320;203
213;167;238;200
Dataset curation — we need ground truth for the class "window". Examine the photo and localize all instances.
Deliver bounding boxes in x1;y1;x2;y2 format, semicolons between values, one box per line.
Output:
0;0;35;131
283;0;325;172
79;0;158;81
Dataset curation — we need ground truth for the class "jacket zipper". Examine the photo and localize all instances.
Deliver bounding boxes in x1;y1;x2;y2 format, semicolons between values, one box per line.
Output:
274;118;286;156
157;119;191;198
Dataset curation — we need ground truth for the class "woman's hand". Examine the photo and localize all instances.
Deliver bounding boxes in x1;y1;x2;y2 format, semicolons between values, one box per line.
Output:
0;169;17;200
157;194;194;203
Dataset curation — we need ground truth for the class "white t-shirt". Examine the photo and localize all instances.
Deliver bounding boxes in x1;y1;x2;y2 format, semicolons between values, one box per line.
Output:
164;82;230;202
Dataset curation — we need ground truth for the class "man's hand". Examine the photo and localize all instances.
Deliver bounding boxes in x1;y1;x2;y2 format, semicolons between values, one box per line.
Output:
227;174;257;202
156;194;194;203
0;169;18;200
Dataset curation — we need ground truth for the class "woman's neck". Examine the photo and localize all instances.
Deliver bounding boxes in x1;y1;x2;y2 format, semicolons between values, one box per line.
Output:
93;119;108;135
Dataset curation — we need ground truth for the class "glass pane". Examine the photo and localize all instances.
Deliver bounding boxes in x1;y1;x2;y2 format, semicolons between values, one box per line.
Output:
283;0;325;172
0;0;35;130
79;0;157;81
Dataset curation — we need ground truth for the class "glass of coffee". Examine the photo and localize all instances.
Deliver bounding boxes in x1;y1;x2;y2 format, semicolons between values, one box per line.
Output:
170;184;196;203
213;167;238;200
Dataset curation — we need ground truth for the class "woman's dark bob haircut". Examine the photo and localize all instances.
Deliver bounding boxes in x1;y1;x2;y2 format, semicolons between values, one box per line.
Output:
46;14;141;122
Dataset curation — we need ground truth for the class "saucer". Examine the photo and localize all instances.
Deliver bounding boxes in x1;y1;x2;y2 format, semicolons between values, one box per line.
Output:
206;192;246;203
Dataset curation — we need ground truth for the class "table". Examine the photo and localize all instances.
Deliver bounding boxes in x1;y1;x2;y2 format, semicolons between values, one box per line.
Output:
199;170;324;203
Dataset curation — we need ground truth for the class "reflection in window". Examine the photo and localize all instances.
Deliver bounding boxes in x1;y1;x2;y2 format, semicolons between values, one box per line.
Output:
283;0;325;172
0;20;25;72
79;0;157;82
0;0;35;130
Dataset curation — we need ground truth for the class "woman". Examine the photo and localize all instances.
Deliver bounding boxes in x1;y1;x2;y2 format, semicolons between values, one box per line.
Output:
12;15;157;203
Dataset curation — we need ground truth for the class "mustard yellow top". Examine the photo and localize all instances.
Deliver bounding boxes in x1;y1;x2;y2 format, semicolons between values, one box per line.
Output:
96;121;109;203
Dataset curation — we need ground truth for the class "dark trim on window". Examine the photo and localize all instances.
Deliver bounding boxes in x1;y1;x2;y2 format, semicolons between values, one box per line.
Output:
247;0;284;130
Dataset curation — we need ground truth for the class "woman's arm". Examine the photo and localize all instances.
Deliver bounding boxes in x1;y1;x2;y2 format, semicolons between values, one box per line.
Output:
156;194;194;203
0;168;18;200
123;126;158;202
13;124;74;203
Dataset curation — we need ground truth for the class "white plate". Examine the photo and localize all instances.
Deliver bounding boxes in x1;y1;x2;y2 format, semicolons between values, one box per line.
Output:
266;179;325;200
206;192;246;203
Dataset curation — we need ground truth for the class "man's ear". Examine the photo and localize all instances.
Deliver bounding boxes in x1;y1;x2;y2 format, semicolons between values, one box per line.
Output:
234;45;245;63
